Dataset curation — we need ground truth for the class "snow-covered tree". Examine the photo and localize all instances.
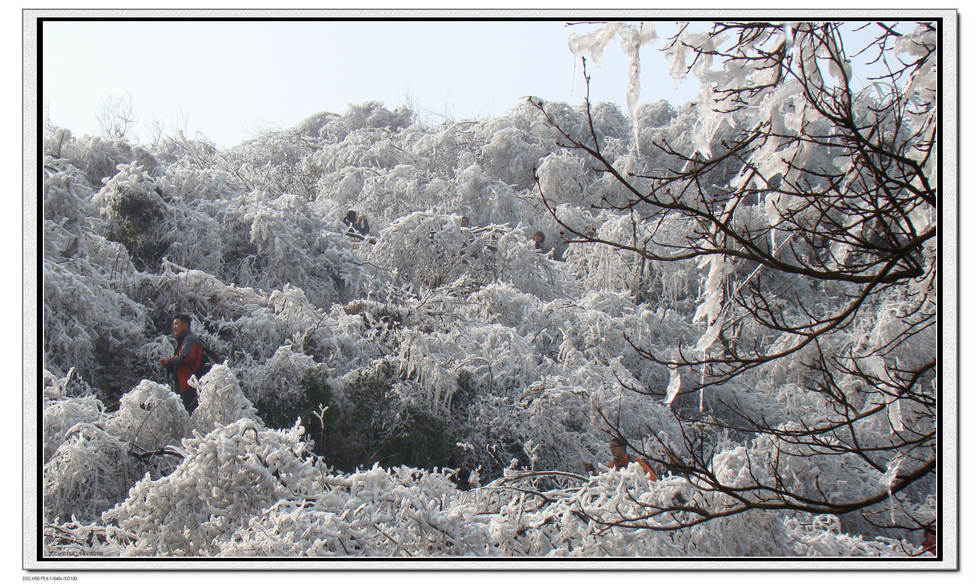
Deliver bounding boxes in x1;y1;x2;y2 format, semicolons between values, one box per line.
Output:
535;20;938;539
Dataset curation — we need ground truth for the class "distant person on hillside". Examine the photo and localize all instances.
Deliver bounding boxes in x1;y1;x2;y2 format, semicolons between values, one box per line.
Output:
460;216;470;228
342;210;359;236
159;313;204;412
343;210;371;239
532;230;563;260
532;231;548;253
585;436;660;480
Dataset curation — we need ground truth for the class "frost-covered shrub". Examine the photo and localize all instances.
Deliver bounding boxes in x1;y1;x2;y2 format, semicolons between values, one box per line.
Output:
238;192;363;306
43;258;147;389
460;282;546;334
478;127;546;189
579;101;632;145
43;127;73;159
190;365;261;434
223;305;291;361
409;119;482;177
536;151;593;209
405;282;695;422
105;380;189;453
133;334;181;386
564;212;700;309
43;158;153;390
321;102;414;141
379;382;454;467
159;201;226;276
368;212;572;301
42;367;94;402
43;424;140;523
635;99;677;129
327;360;395;456
497;232;574;300
355;164;445;225
310;129;405;176
91;163;173;270
300;301;392;372
340;129;413;171
59;134;162;188
315;166;368;207
219;127;320;198
452;164;521;227
397;323;541;415
215;465;478;556
215;498;366;556
459;282;694;392
452;385;558;473
143;262;268;325
784;515;913;557
42;156;96;230
102;419;322;556
236;345;324;429
42;394;105;463
368;211;493;289
163;162;235;205
291;110;339;138
148;131;222;168
522;100;579;142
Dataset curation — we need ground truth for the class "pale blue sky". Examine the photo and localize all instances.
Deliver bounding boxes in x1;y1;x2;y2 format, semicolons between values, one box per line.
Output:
42;20;700;148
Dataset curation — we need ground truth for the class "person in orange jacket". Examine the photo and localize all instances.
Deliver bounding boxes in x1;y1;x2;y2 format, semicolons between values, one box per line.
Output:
586;436;661;480
159;313;204;412
608;436;661;480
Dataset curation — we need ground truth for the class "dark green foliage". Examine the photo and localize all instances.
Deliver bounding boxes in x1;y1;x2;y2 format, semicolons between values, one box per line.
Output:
91;333;133;411
256;365;333;431
105;188;172;271
347;361;393;434
377;407;450;469
219;217;259;277
305;361;453;472
450;369;476;413
323;361;394;471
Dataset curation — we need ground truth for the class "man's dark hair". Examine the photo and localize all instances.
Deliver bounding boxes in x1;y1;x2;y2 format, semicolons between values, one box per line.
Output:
611;436;627;448
174;313;192;326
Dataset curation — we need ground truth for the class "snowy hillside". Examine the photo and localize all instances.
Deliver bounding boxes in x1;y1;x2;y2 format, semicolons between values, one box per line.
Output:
39;21;939;559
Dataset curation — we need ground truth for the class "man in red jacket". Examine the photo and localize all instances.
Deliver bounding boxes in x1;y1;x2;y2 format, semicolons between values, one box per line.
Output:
159;313;203;412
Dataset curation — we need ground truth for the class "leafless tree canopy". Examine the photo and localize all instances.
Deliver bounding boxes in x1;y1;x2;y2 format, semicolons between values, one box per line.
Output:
533;21;937;536
96;92;137;141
